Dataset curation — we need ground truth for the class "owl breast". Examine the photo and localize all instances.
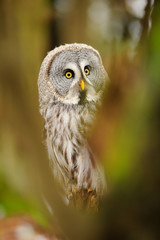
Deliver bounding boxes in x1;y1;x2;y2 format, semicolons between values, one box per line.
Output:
42;98;104;197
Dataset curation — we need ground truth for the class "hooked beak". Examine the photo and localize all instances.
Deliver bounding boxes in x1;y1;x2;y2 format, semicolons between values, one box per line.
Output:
80;79;85;91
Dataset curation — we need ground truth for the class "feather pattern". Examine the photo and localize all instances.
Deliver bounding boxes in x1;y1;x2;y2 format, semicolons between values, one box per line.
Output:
41;98;105;199
38;43;107;207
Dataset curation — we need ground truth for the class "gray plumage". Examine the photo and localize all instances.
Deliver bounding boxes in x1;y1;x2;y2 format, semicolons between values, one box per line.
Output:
38;43;107;207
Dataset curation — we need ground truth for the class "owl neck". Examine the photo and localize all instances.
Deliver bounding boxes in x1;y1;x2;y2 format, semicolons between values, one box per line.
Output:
41;97;105;196
42;96;98;142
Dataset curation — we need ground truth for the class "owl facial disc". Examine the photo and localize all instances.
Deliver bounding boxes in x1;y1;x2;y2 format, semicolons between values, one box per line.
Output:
39;43;108;105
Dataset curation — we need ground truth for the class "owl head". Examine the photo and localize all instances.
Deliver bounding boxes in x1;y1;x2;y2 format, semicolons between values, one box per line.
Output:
38;43;108;106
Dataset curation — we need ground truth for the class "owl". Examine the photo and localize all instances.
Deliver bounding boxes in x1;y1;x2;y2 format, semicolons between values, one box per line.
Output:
38;43;107;208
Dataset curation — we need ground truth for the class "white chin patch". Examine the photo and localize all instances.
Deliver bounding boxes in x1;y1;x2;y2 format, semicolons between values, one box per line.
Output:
86;85;100;102
64;88;80;105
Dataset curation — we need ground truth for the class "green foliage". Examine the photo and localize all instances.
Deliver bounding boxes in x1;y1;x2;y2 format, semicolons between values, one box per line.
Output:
0;174;47;227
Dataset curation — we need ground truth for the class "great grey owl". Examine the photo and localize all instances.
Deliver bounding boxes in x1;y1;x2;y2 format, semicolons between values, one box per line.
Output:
38;43;107;208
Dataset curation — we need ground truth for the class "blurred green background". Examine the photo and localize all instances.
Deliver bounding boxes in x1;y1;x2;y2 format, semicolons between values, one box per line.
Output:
0;0;160;239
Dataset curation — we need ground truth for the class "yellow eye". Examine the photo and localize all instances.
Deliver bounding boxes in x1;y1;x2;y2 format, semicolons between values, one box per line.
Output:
84;67;90;76
65;71;72;79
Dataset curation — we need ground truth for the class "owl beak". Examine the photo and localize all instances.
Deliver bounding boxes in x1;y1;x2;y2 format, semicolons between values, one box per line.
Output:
80;79;85;90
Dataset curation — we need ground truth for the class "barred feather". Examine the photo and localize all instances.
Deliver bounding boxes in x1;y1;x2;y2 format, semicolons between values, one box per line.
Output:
42;99;105;198
38;43;107;208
